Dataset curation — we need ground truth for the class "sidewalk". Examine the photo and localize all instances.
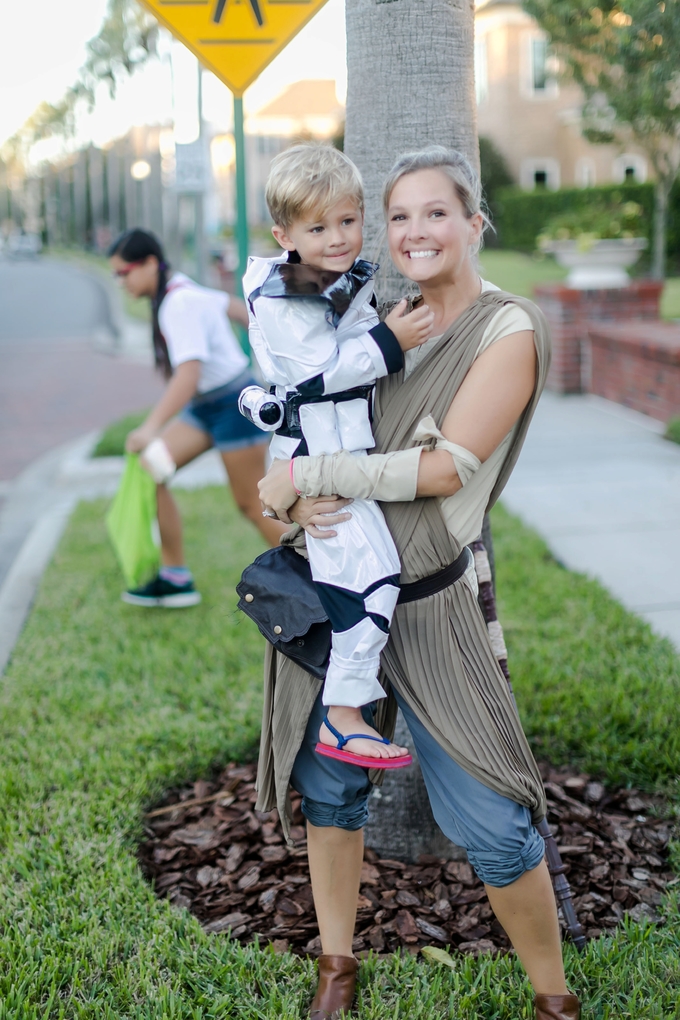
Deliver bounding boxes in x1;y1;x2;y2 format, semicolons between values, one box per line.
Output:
503;391;680;650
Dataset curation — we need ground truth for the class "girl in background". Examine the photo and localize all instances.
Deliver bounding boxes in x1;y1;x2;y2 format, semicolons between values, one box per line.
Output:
108;228;282;607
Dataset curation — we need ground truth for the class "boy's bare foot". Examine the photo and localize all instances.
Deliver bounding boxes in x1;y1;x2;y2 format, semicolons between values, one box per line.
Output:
319;706;410;760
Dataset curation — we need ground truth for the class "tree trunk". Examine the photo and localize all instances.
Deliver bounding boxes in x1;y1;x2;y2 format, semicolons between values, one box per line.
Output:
345;0;479;861
652;176;670;281
345;0;478;302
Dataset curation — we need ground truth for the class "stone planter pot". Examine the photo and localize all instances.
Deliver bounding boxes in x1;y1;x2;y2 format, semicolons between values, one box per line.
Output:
543;237;647;289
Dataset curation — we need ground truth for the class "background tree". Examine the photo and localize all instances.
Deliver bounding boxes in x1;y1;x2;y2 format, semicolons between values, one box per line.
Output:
344;0;480;861
1;0;157;171
524;0;680;279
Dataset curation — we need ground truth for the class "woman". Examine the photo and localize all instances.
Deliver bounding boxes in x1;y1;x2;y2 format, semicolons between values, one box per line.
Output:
108;229;282;607
257;147;580;1020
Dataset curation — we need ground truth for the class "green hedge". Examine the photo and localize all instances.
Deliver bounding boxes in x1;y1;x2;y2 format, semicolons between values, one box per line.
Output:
492;181;680;265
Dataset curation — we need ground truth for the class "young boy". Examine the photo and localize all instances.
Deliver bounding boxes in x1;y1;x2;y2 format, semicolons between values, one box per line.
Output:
241;144;433;767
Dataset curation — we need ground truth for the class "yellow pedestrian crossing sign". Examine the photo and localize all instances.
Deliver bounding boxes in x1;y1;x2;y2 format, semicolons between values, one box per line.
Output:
139;0;331;96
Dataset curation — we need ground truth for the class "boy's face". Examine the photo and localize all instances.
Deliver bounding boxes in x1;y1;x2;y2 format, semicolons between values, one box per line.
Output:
272;198;363;273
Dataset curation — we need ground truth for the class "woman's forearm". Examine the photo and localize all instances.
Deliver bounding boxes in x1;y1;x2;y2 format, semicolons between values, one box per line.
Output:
144;360;201;431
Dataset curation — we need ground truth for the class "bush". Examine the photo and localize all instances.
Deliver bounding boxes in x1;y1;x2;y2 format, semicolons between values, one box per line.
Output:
492;180;680;268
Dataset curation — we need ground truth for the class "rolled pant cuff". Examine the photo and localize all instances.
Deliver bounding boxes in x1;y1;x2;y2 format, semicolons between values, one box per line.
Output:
467;827;546;887
301;795;370;831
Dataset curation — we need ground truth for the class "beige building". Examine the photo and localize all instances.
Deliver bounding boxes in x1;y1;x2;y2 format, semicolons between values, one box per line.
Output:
475;0;649;189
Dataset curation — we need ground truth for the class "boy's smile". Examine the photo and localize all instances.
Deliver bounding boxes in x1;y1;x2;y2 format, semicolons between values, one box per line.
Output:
272;199;364;273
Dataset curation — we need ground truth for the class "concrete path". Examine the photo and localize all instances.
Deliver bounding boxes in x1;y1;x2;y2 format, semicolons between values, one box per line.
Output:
503;391;680;650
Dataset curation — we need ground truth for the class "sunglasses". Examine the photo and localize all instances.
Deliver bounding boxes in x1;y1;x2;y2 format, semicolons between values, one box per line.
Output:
113;259;146;278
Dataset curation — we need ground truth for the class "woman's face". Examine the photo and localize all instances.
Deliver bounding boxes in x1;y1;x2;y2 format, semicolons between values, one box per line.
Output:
110;253;159;299
386;168;483;287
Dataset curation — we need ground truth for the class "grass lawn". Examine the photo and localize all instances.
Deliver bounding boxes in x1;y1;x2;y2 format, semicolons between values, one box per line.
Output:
92;410;149;457
479;250;680;320
0;492;678;1018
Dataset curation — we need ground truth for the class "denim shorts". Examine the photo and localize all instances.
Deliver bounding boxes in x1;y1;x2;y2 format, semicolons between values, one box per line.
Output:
179;370;269;452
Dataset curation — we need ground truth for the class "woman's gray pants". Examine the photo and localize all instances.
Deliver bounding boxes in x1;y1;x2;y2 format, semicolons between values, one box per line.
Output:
291;689;545;888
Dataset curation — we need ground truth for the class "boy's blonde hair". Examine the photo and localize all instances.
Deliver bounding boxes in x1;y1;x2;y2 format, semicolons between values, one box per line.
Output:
266;143;364;229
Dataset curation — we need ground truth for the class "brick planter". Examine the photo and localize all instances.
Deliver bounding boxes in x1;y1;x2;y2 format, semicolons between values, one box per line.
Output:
588;322;680;422
533;281;663;393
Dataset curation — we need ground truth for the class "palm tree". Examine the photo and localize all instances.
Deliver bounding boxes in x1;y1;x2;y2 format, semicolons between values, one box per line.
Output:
344;0;480;860
344;0;478;301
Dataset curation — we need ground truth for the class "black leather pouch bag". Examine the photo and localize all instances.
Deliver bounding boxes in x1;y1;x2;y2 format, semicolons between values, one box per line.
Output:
236;545;331;679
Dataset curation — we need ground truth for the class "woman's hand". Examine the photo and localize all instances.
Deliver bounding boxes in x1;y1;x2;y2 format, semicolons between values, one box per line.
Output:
289;496;353;539
258;459;299;523
125;424;156;454
385;299;435;352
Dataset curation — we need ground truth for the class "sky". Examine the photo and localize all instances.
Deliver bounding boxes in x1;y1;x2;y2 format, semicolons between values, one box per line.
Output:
0;0;347;148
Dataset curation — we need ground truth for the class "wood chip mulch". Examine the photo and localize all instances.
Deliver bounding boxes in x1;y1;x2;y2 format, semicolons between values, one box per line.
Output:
137;761;676;957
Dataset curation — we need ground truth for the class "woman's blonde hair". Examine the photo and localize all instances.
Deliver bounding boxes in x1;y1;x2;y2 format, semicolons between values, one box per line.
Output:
382;146;491;253
266;143;364;229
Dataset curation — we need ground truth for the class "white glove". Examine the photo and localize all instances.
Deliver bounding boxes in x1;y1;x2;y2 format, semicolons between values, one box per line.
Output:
140;438;176;484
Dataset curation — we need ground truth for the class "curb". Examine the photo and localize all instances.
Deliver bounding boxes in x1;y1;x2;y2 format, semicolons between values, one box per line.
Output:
0;497;76;675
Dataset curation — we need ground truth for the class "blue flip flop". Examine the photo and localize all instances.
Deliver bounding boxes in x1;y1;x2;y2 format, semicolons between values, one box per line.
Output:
315;715;413;769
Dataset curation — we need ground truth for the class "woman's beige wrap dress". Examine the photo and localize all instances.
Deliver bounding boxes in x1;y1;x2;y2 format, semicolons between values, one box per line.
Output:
255;289;551;839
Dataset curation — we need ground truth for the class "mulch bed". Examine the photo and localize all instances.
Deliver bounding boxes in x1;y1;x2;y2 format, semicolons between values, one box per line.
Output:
138;761;676;957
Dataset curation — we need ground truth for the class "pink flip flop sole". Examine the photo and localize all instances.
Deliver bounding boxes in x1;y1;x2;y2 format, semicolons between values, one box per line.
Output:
315;743;413;769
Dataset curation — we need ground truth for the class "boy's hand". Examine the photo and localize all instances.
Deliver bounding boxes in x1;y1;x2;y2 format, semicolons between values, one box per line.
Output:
385;299;435;352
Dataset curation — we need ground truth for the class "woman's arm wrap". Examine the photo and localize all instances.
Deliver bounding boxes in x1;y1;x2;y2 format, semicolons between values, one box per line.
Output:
292;447;423;502
411;415;481;485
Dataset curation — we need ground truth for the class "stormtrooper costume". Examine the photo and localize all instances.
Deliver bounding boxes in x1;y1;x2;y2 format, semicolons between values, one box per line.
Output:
243;252;405;707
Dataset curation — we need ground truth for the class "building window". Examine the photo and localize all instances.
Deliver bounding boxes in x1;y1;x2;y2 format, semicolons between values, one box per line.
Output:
575;158;596;188
475;37;488;105
520;158;561;191
522;33;558;98
612;153;647;184
532;38;548;91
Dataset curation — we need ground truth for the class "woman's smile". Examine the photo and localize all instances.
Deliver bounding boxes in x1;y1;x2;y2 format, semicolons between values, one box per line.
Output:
406;249;440;259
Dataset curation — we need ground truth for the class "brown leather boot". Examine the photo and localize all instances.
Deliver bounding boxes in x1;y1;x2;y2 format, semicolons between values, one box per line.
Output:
308;955;358;1019
534;993;581;1020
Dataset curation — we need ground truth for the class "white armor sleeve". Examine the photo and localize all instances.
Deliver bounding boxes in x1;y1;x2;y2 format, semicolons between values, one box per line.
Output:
252;297;402;392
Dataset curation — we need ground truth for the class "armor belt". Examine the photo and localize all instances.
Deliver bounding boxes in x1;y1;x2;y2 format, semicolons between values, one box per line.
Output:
276;384;374;440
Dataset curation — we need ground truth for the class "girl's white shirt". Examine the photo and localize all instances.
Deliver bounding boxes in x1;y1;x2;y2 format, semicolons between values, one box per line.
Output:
159;273;249;393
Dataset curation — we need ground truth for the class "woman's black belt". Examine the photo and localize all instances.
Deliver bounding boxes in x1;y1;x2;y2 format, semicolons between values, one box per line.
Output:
397;548;471;605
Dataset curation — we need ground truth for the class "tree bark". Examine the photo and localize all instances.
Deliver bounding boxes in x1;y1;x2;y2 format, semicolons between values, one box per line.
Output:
345;0;480;861
345;0;478;302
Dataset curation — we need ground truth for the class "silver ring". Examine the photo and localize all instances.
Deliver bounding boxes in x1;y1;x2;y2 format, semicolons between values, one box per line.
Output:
262;509;277;519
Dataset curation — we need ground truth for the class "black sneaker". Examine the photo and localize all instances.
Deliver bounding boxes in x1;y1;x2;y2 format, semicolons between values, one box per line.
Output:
121;574;202;608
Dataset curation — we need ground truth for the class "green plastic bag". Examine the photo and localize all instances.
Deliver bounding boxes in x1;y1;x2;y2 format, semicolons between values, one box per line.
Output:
106;454;160;587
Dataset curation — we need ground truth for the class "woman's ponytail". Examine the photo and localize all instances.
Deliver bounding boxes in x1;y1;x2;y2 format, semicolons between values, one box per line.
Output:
108;228;173;379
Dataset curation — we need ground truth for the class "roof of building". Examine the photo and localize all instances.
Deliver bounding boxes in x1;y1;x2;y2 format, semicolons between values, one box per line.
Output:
255;80;343;120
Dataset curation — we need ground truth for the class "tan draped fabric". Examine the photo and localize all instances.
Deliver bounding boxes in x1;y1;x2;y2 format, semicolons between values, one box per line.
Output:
255;290;550;837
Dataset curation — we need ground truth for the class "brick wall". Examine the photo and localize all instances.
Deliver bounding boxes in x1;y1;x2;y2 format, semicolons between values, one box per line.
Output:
533;281;663;393
588;322;680;422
